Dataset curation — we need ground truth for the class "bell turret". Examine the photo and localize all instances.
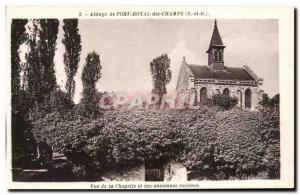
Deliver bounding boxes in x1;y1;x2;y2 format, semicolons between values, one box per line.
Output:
206;20;226;70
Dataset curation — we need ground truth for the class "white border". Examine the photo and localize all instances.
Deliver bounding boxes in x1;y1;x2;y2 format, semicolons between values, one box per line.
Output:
5;6;294;190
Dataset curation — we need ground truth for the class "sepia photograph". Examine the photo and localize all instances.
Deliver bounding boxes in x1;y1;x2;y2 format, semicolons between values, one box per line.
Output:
6;6;294;190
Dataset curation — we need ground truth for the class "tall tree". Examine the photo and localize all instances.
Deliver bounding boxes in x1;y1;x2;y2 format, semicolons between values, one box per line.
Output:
10;19;40;169
24;19;59;103
39;19;59;97
11;19;28;111
25;20;42;103
12;19;59;169
80;51;102;116
81;51;102;89
62;19;82;99
150;54;172;102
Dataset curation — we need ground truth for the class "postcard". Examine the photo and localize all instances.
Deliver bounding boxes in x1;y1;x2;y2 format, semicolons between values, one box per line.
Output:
6;6;294;190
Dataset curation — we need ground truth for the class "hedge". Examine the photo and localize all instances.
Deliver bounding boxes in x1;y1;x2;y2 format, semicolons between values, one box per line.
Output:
29;105;280;180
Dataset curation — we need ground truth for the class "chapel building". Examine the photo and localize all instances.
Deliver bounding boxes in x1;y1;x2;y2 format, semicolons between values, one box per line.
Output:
176;20;264;110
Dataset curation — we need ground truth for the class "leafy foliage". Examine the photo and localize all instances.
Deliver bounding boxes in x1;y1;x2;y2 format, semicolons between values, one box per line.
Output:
24;20;42;102
11;19;28;112
150;54;172;101
28;89;74;122
213;110;266;179
259;107;280;178
11;19;60;169
259;93;280;109
11;111;37;168
39;19;59;97
10;19;36;169
62;19;82;98
81;51;102;88
206;94;238;110
30;105;280;180
80;51;102;116
24;19;59;103
77;87;102;117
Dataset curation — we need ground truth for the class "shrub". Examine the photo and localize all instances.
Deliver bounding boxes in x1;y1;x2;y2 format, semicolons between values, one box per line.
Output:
259;107;280;179
213;110;266;179
28;89;73;121
269;94;280;109
77;87;102;118
11;112;37;168
12;90;38;169
206;94;238;110
48;89;74;111
259;93;280;109
30;106;279;180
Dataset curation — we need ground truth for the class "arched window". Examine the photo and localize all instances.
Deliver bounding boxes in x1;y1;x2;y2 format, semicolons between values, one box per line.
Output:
216;51;219;61
212;49;216;61
200;87;207;102
223;88;230;96
245;89;252;109
237;90;243;108
219;50;223;61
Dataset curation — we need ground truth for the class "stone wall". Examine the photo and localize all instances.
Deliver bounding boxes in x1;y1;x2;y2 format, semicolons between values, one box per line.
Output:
101;165;145;181
176;62;193;96
175;63;263;110
101;161;187;181
163;160;187;181
193;83;263;110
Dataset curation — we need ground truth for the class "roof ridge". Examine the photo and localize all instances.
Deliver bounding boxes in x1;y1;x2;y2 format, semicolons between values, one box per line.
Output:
243;65;264;82
187;65;257;81
188;64;246;69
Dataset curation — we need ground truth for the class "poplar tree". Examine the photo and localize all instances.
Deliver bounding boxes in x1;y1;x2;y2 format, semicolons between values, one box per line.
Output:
80;51;102;116
11;19;28;111
39;19;59;97
25;19;59;103
25;20;42;103
62;19;82;99
150;54;172;103
12;19;59;168
11;19;32;168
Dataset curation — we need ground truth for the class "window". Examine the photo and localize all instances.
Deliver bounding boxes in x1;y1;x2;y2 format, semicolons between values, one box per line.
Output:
219;50;223;61
223;88;230;96
200;87;207;102
245;89;252;109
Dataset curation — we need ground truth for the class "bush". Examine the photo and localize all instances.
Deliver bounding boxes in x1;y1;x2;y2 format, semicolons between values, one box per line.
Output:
11;112;37;168
259;93;279;109
259;107;280;179
27;89;74;121
30;106;279;180
206;94;238;110
213;110;266;179
12;90;38;169
77;87;103;118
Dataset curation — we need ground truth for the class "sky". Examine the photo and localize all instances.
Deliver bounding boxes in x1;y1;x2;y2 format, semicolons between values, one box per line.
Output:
50;19;277;103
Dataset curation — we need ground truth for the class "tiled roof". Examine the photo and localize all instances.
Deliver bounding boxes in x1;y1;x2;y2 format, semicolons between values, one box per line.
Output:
187;65;256;81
